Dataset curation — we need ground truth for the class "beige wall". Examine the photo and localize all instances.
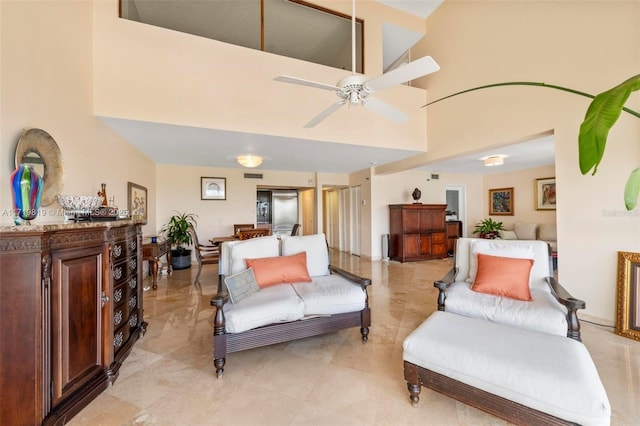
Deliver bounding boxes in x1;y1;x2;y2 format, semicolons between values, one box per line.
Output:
0;0;155;232
410;0;640;320
155;164;341;262
92;0;429;153
482;164;557;229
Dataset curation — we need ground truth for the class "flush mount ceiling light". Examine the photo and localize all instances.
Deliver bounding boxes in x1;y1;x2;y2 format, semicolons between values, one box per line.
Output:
236;154;263;168
482;155;505;167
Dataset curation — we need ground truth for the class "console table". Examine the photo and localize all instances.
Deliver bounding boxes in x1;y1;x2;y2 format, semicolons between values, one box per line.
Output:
142;237;172;289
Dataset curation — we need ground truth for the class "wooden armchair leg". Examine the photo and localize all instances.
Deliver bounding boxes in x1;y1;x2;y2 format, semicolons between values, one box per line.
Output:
407;382;421;407
360;327;369;342
214;357;225;379
404;361;421;406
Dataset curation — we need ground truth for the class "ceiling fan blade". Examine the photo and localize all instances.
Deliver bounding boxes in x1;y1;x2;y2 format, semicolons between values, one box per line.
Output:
362;97;409;124
304;101;347;128
364;56;440;93
274;75;340;92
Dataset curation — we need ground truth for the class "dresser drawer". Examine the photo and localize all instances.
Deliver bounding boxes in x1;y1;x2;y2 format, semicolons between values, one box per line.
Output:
111;237;138;262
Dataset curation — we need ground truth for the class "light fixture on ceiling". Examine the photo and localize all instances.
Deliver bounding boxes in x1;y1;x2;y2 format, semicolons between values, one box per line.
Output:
236;154;263;168
482;155;505;167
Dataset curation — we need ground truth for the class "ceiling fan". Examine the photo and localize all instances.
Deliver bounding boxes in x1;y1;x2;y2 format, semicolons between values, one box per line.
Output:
274;0;440;128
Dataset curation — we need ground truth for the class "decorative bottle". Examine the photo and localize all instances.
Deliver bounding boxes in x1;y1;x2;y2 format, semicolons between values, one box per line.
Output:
100;183;108;206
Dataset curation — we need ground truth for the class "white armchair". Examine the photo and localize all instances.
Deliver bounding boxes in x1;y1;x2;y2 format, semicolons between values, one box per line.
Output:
435;238;584;340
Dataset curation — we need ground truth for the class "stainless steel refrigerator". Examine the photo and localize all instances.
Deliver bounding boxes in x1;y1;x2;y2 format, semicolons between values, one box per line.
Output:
271;190;298;235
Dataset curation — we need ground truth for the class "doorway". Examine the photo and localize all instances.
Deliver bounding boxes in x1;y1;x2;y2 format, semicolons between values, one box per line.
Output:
445;185;466;236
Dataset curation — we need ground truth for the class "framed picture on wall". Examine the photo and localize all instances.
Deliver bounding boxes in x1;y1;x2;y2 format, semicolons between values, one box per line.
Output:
535;177;556;210
201;177;226;200
127;181;147;223
616;251;640;341
489;187;514;216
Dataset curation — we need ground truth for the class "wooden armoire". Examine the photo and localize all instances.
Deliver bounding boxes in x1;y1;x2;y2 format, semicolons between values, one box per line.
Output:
389;204;448;262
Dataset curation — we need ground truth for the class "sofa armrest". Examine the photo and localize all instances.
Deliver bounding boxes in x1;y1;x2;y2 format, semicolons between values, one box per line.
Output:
545;276;586;341
434;267;457;311
329;264;371;290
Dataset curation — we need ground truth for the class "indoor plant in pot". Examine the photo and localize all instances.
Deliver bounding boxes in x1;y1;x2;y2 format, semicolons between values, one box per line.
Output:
472;218;504;239
161;211;198;270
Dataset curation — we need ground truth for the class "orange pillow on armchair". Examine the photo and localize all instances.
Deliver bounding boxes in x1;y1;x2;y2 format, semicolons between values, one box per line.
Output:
471;253;534;301
245;252;312;288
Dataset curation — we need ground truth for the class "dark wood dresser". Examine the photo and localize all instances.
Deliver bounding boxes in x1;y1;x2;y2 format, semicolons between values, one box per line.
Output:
0;222;144;425
389;204;448;262
445;220;463;256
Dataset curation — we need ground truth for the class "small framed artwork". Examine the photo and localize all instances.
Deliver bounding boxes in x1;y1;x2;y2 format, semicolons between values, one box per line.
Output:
615;251;640;341
489;187;514;216
201;177;226;200
535;177;556;210
127;181;147;223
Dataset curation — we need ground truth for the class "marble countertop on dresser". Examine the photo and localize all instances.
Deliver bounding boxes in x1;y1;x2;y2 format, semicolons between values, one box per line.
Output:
0;219;142;233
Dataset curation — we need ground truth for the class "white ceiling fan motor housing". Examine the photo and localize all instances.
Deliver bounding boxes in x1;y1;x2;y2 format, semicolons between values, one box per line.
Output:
336;75;371;105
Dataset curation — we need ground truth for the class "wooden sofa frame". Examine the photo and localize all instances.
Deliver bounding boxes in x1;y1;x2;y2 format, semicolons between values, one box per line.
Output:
434;244;586;341
403;361;576;426
210;265;371;378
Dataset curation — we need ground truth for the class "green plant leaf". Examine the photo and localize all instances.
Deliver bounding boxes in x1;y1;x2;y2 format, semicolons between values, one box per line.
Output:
624;167;640;210
579;74;640;175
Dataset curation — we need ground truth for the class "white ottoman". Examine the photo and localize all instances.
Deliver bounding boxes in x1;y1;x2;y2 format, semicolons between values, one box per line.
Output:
403;311;610;426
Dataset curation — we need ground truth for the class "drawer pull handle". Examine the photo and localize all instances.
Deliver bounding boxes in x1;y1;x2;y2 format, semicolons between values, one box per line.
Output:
101;291;110;308
114;331;124;348
129;313;138;328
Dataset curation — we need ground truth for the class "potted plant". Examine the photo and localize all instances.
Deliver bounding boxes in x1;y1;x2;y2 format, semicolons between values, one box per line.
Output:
472;218;504;239
161;211;198;270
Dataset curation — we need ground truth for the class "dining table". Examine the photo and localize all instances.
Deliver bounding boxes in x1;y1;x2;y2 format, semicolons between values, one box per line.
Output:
209;235;239;245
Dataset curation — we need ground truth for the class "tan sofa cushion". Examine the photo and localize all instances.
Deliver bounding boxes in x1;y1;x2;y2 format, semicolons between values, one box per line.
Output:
514;222;538;240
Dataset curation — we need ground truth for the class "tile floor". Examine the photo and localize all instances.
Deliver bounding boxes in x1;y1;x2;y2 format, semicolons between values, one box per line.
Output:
70;251;640;425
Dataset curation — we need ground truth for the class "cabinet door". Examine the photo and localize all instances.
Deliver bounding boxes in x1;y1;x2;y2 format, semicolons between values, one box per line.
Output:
403;210;421;233
431;232;447;256
418;210;433;231
419;234;432;256
403;234;421;258
51;245;106;407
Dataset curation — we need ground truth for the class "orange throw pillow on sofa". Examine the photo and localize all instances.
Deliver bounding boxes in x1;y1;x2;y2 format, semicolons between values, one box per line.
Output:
471;253;534;301
245;252;312;288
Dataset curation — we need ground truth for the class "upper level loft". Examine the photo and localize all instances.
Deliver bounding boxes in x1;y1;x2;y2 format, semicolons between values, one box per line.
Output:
120;0;364;73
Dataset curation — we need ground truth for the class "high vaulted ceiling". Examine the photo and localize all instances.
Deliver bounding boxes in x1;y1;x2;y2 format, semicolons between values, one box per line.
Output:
106;0;554;175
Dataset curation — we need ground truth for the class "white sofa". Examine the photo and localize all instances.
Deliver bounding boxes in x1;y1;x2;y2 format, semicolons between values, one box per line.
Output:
499;222;557;253
434;237;584;340
211;233;371;377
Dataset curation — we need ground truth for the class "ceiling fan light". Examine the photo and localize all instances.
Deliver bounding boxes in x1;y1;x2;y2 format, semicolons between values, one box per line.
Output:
349;91;359;105
236;154;263;168
483;155;504;167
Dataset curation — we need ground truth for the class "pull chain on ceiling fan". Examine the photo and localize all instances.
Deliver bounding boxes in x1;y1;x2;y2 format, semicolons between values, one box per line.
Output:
274;0;440;128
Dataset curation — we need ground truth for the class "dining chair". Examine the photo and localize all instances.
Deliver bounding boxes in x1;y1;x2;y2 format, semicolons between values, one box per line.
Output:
237;228;270;240
291;224;301;236
233;223;255;237
188;226;220;286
